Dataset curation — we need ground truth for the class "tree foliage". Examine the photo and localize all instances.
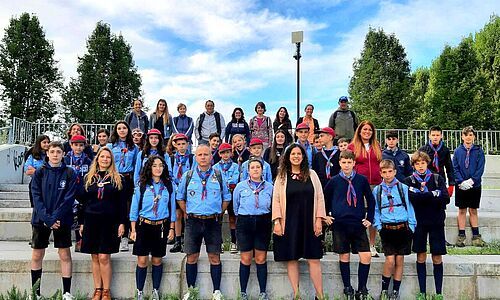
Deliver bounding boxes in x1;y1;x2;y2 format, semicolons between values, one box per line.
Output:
62;22;141;123
349;27;413;128
0;13;62;123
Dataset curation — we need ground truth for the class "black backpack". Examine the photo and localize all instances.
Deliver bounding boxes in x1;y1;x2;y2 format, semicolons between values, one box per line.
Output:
376;182;407;213
198;112;222;137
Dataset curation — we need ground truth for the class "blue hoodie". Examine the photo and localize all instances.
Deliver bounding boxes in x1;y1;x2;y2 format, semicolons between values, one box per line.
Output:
452;144;485;188
382;147;413;182
31;162;77;227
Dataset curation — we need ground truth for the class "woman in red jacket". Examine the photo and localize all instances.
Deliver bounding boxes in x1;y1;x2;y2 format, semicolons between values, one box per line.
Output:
347;120;382;257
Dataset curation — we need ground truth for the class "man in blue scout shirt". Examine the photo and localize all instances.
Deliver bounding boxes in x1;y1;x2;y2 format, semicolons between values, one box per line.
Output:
176;144;231;300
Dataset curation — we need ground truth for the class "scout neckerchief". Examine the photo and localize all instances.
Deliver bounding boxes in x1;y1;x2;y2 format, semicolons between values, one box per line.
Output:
96;172;111;200
175;152;189;179
321;146;338;179
339;171;357;207
381;178;399;213
235;148;246;166
149;181;165;217
428;140;443;172
464;144;472;169
118;141;128;167
69;151;84;182
211;149;218;165
297;140;311;151
196;167;212;200
247;179;265;208
219;159;233;173
412;169;432;192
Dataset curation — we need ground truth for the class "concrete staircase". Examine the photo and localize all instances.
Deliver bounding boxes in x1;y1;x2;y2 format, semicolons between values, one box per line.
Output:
0;183;499;299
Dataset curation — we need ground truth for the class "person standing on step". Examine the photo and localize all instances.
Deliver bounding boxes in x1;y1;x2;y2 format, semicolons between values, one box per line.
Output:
382;130;413;182
30;141;77;300
263;129;289;181
232;134;250;170
404;151;449;300
125;98;149;134
172;103;194;150
225;107;251;145
453;126;486;247
240;138;273;183
195;99;225;145
176;144;231;300
79;147;127;300
249;102;273;151
295;122;316;169
328;96;358;143
130;155;176;300
25;135;50;207
233;158;273;300
149;99;173;145
134;129;166;186
296;104;320;144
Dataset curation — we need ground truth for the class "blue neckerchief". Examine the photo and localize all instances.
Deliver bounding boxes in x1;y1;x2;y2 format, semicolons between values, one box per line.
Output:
428;140;443;172
412;169;432;192
464;144;473;169
196;167;212;200
321;146;338;179
339;171;357;207
381;178;399;213
175;152;189;179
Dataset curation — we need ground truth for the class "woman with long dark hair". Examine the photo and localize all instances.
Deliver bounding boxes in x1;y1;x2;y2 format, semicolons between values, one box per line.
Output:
225;107;250;144
272;144;329;299
149;99;173;144
25;135;50;207
263;129;288;181
273;107;293;144
79;147;126;300
107;121;139;251
130;155;176;299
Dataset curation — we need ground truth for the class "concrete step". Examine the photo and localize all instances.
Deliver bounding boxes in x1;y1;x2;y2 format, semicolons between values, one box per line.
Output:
0;241;499;299
0;191;29;200
0;184;29;192
0;199;30;208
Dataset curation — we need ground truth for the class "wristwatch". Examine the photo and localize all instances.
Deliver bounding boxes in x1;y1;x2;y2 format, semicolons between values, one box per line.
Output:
274;220;280;225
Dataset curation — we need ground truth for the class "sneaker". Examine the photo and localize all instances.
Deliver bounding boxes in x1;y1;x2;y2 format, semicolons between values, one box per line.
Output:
152;289;160;300
415;292;426;300
221;244;224;253
62;292;75;300
240;292;249;300
456;235;466;247
355;287;370;300
472;234;486;247
212;289;224;300
170;241;183;253
389;290;400;300
74;240;82;252
258;292;269;300
136;290;144;300
343;286;355;300
120;237;129;251
380;290;389;300
370;245;379;257
433;294;444;300
230;242;238;254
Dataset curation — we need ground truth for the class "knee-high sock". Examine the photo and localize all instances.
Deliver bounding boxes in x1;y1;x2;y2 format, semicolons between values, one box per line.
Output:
210;263;222;291
416;262;426;294
152;264;163;290
136;265;147;291
186;263;198;288
239;262;250;293
256;262;268;293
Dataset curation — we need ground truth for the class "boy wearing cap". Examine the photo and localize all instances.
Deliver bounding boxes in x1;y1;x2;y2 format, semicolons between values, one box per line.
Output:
312;127;341;188
214;143;240;253
382;130;412;182
170;133;196;253
64;135;92;252
295;122;316;168
453;126;486;247
240;138;272;183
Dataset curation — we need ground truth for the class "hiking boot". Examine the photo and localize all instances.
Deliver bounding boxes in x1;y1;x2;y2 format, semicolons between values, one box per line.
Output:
170;241;183;253
239;292;249;300
343;286;355;300
258;292;269;300
472;234;486;247
456;235;466;247
355;287;370;300
370;245;379;257
389;290;400;300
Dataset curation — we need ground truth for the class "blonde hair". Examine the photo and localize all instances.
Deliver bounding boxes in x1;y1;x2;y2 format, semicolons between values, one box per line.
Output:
84;147;123;191
351;120;382;161
410;150;431;166
231;134;246;150
379;159;396;170
156;99;170;126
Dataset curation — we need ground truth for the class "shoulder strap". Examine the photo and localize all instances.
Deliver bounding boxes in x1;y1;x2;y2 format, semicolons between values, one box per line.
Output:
188;154;193;167
377;185;382;213
213;168;223;191
184;170;194;198
198;113;205;136
138;184;147;214
170;156;175;167
214;112;222;134
397;182;407;210
433;173;439;187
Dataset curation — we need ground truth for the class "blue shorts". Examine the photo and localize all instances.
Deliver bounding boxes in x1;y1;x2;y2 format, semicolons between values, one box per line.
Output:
184;217;222;254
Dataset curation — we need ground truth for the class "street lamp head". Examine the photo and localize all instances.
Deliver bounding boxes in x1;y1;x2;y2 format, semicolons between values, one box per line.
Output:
291;31;303;44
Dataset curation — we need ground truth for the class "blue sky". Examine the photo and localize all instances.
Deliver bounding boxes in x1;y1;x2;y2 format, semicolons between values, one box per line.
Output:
0;0;498;126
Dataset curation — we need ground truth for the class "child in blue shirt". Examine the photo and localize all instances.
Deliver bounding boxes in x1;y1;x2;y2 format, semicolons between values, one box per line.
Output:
295;122;316;168
25;135;50;207
240;138;272;182
133;129;166;186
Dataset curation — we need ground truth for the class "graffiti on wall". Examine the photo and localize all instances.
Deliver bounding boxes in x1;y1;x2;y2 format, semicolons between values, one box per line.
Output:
5;147;26;171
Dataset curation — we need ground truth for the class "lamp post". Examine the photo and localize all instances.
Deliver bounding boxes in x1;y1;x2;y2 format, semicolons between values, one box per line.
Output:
292;31;303;123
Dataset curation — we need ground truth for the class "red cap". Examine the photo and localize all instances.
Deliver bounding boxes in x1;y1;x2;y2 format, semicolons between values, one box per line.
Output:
318;127;336;137
147;128;162;136
172;133;188;142
218;143;232;152
70;135;86;143
296;123;309;131
249;138;263;146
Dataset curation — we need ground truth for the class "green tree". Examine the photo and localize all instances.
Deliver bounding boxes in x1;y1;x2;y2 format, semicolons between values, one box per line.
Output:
63;22;141;123
349;27;412;128
0;13;62;122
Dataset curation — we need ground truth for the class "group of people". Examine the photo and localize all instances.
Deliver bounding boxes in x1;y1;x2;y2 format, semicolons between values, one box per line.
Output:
23;96;486;300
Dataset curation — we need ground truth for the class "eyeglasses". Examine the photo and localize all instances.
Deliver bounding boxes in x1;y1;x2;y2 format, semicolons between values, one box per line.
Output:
132;131;144;137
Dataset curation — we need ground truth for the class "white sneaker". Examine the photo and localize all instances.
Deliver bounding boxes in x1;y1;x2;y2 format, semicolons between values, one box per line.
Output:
370;245;379;257
137;290;143;300
120;237;129;251
28;295;41;300
182;291;191;300
212;290;224;300
62;292;75;300
230;242;238;254
151;289;160;300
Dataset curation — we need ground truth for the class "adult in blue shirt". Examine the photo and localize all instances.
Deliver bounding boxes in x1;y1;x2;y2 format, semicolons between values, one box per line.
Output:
130;155;176;300
25;134;50;207
107;120;139;251
176;144;231;300
233;158;273;300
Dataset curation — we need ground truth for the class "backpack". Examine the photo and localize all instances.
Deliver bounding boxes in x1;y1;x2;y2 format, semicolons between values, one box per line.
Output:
184;168;223;197
376;182;407;213
198;112;222;137
138;180;174;216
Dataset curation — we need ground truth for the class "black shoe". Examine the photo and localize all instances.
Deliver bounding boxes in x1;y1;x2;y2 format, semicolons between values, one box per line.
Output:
167;238;175;245
343;286;355;300
355;287;370;300
170;241;183;253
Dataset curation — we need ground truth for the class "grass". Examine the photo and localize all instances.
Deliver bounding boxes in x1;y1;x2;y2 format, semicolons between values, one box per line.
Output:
447;240;500;255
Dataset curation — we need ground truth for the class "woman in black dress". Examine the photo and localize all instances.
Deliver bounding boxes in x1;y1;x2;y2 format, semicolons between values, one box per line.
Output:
272;144;330;299
79;147;127;300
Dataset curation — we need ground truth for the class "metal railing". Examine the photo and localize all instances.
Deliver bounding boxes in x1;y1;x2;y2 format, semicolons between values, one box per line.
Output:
5;118;500;155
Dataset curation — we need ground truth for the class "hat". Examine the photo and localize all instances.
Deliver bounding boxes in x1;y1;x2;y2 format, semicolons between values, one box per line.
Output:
172;133;188;142
318;127;336;137
249;138;263;146
296;123;309;131
147;128;162;136
339;96;349;102
70;135;86;143
218;143;232;152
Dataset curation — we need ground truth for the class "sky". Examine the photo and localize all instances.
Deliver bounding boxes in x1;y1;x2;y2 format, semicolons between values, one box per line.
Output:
0;0;498;127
